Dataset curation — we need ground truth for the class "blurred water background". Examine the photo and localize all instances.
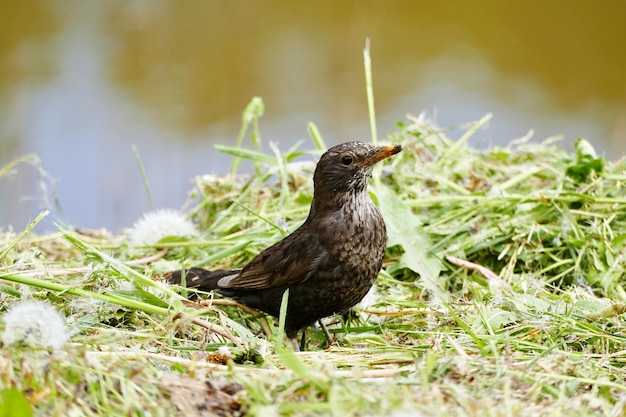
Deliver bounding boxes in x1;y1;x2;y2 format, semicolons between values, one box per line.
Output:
1;0;625;232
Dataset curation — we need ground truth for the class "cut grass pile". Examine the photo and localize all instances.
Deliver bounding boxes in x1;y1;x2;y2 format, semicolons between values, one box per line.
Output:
1;112;626;416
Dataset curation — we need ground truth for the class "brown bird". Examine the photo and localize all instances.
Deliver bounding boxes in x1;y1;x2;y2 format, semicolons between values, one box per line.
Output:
168;141;402;347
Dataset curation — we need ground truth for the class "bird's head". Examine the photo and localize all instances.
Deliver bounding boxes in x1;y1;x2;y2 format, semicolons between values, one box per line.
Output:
313;141;402;196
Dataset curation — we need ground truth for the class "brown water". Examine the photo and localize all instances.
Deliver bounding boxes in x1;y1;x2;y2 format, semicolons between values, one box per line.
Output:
1;0;625;231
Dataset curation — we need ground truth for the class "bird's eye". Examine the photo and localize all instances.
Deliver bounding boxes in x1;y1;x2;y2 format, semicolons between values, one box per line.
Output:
340;154;354;166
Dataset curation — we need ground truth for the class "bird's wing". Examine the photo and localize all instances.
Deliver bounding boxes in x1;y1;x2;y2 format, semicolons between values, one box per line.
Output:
217;229;329;290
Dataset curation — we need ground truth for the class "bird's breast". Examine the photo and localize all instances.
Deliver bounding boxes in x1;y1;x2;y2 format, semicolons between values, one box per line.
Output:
318;192;387;270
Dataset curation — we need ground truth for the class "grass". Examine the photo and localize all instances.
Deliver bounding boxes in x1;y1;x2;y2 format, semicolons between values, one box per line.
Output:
2;109;626;416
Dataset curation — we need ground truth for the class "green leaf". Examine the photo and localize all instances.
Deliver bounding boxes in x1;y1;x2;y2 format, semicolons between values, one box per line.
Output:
483;307;517;329
284;140;306;162
111;289;170;309
374;188;445;299
215;145;277;165
242;96;265;123
276;348;328;391
565;137;604;182
0;389;33;417
156;235;193;244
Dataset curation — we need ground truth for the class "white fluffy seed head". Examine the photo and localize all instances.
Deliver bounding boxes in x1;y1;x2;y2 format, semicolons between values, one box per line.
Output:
127;209;198;246
2;300;69;349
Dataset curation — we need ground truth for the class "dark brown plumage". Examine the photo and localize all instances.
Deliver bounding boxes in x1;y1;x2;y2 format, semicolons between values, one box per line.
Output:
168;141;402;342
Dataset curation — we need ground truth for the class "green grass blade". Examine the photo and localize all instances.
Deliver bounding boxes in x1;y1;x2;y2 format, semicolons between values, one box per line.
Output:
0;210;49;261
363;38;377;145
131;145;153;210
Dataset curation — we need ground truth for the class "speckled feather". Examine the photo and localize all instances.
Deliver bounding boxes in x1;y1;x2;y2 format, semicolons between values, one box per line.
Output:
168;142;402;338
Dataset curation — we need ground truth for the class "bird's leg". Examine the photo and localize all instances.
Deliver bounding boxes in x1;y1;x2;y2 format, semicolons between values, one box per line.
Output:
291;337;300;352
318;320;332;342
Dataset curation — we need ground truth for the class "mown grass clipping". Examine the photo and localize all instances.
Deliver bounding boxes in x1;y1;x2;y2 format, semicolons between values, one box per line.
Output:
1;112;626;416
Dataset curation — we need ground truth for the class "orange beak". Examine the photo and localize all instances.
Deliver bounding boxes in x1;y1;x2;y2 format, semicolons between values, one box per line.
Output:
358;144;402;168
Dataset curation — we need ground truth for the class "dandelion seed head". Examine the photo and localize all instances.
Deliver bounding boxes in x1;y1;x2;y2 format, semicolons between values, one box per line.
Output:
127;209;198;246
1;300;69;349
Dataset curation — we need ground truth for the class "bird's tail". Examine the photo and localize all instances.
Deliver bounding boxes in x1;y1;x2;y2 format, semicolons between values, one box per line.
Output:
167;267;235;292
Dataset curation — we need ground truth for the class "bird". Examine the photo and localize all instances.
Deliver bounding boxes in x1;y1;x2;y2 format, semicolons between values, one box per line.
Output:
168;141;402;348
